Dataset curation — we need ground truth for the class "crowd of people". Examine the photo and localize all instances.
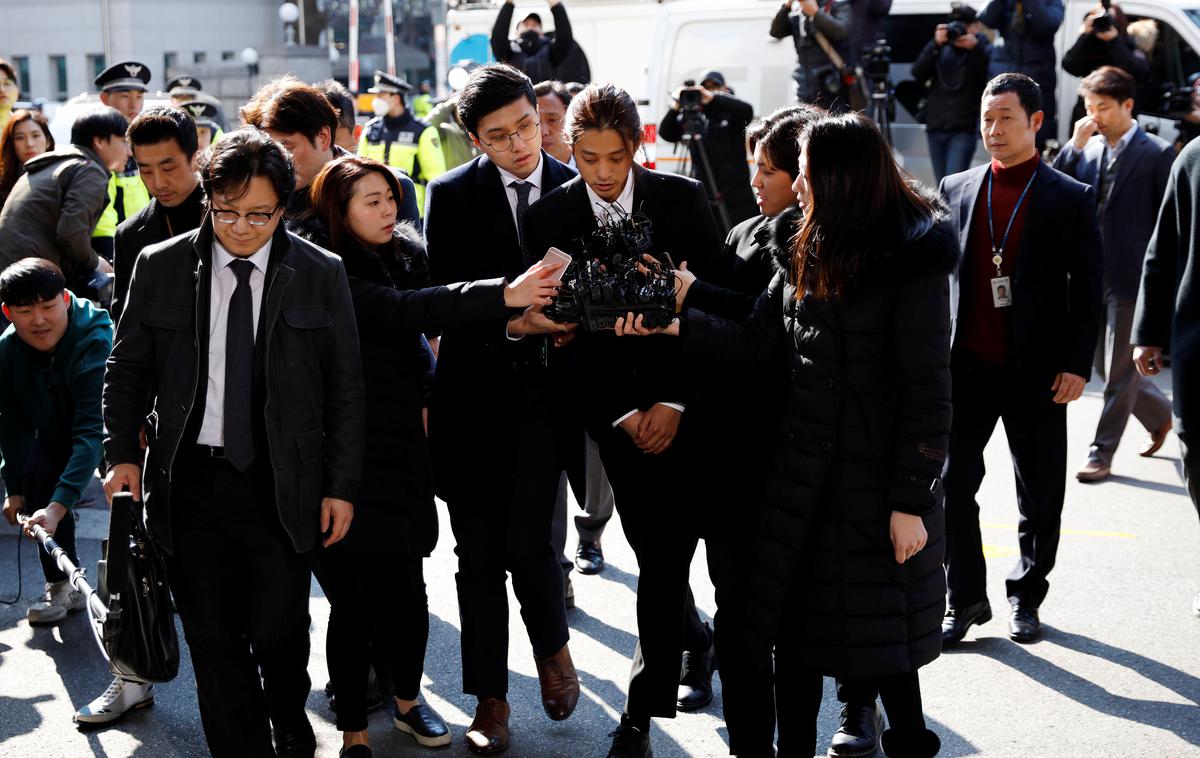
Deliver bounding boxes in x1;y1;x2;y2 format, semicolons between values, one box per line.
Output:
0;2;1199;758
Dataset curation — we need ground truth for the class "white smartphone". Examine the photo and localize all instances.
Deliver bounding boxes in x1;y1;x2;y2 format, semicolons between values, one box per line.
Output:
542;247;573;281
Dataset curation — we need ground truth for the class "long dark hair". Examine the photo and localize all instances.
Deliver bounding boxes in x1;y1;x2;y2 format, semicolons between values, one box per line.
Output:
793;114;936;299
308;155;405;255
0;109;54;206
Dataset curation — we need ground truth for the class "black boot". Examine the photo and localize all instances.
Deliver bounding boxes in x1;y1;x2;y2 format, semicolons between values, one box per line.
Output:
829;701;882;756
677;622;716;711
880;728;940;758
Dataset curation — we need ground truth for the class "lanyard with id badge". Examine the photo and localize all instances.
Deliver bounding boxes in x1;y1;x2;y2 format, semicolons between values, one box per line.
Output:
985;169;1036;308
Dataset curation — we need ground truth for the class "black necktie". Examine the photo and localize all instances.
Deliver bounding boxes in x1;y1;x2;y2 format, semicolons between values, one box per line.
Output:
510;180;532;252
223;259;256;470
1099;147;1120;217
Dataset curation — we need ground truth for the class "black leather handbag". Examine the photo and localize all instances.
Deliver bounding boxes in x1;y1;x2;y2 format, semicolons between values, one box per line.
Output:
101;492;179;683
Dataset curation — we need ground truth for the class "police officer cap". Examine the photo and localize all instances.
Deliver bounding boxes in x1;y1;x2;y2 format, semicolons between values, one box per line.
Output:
368;71;413;95
699;70;726;89
183;100;220;128
166;74;203;95
95;60;151;92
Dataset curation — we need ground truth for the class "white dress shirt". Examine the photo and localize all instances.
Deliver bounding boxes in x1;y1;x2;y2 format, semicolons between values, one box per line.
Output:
586;169;686;426
196;238;272;446
502;154;546;342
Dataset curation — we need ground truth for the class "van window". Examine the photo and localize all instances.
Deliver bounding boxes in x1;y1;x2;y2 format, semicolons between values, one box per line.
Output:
1126;13;1200;147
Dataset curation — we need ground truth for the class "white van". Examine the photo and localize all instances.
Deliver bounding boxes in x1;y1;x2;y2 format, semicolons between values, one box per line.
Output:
445;0;1200;183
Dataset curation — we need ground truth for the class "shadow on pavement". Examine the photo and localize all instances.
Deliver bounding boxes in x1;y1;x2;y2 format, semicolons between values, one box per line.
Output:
975;628;1200;746
1103;474;1188;496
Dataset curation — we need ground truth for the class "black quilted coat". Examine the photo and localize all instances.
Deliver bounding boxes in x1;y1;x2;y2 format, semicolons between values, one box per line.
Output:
681;202;958;679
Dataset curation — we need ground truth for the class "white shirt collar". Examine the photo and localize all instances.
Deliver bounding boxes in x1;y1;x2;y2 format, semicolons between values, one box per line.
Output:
496;152;545;192
213;235;273;273
585;168;636;220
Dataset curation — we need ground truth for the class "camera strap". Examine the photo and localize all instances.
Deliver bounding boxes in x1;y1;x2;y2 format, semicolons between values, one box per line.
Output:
813;29;847;71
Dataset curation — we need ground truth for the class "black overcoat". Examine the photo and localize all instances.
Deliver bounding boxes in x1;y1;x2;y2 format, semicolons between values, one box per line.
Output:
681;212;958;679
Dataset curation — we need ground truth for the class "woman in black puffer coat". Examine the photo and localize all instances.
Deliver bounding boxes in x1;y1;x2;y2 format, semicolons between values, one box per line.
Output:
619;113;955;758
299;155;561;758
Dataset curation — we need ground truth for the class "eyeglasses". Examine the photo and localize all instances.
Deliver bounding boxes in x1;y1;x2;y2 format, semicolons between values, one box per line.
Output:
212;205;280;227
481;120;541;152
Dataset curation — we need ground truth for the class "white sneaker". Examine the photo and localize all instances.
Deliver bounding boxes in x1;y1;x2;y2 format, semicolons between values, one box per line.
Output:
74;677;155;724
27;580;84;624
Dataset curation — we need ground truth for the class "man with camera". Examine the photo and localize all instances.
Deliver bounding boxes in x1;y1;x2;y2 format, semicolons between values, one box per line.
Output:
1062;2;1148;125
980;0;1065;148
658;72;758;234
912;4;992;182
770;0;853;110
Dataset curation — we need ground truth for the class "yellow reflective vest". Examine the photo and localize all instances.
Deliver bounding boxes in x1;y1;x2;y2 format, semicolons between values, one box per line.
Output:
357;111;446;216
92;156;150;239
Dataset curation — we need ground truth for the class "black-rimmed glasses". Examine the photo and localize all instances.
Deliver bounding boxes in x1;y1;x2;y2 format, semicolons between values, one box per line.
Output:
212;205;280;227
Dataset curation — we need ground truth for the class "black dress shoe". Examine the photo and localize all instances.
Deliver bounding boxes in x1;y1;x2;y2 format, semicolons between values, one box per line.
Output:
829;701;882;756
339;746;372;758
576;541;605;575
1008;605;1040;643
677;622;715;711
274;719;316;758
941;600;992;646
880;728;940;758
607;716;653;758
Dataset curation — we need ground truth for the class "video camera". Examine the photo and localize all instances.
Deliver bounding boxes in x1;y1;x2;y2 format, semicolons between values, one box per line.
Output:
861;41;892;85
544;211;678;332
945;21;969;41
676;79;708;139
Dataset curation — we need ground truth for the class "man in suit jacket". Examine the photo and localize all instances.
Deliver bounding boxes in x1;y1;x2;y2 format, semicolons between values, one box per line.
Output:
112;106;206;324
102;129;365;758
938;74;1103;645
1133;135;1200;619
1053;66;1176;482
423;64;579;755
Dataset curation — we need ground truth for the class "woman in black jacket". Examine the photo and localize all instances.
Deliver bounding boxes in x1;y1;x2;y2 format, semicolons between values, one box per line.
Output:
300;155;561;758
618;113;956;758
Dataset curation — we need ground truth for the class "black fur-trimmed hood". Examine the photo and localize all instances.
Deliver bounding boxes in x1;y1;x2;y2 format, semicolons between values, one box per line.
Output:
766;184;959;284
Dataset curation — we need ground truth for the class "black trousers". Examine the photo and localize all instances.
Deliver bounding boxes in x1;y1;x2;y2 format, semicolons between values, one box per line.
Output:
773;577;927;757
1180;430;1200;526
168;448;313;758
318;547;427;732
943;354;1067;609
446;402;569;698
594;424;709;720
19;439;77;584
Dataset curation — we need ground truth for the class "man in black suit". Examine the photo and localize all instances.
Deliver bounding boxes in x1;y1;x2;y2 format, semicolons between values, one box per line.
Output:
1053;66;1175;483
1133;135;1200;619
422;63;579;755
111;106;206;324
102;129;365;758
522;82;723;757
938;73;1103;645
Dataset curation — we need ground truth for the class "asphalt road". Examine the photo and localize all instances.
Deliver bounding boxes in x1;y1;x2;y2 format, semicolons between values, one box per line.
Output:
1;371;1198;758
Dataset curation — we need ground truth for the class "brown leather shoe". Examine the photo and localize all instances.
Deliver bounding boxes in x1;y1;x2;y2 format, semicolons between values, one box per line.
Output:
535;644;580;720
1076;460;1111;482
1140;419;1172;457
465;697;510;754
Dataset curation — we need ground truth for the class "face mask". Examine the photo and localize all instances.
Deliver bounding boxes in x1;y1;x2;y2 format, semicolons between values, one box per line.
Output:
519;30;543;55
372;97;391;117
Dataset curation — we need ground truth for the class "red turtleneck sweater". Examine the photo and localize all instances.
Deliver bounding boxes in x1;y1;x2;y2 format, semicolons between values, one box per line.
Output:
957;153;1039;366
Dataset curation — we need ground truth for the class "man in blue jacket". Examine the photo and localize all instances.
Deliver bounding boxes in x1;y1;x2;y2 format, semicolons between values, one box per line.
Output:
1053;66;1176;482
980;0;1065;148
0;257;111;626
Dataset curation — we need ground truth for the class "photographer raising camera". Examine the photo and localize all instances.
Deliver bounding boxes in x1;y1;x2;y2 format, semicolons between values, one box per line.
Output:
912;4;992;182
1062;1;1148;125
770;0;853;110
658;72;758;233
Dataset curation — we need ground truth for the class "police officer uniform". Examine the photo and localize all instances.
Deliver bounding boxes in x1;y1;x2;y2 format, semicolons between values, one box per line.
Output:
183;97;225;150
167;75;230;132
358;71;445;217
92;61;152;259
